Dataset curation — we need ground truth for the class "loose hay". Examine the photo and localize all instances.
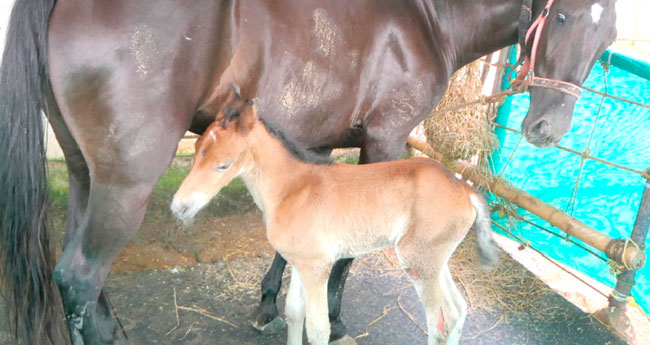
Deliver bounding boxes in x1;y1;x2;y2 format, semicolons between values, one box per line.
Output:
448;232;555;321
359;232;554;321
423;60;498;165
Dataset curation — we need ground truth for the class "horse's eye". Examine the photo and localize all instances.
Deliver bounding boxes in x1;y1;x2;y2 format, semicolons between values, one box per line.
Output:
201;150;207;157
557;13;566;24
217;162;232;172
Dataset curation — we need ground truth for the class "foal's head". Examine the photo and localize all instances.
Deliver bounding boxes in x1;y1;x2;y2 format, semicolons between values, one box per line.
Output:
172;90;256;222
521;0;616;147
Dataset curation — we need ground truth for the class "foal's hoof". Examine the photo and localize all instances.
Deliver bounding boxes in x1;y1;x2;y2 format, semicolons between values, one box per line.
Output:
329;335;358;345
251;316;287;334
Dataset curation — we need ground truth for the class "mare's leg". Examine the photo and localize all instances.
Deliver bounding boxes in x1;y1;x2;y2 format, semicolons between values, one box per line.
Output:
253;252;288;333
327;258;353;342
44;87;90;245
46;89;121;338
50;92;188;344
285;267;305;345
53;147;182;344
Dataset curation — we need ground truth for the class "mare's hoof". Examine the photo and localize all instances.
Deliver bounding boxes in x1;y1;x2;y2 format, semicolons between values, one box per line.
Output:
251;316;287;334
329;335;357;345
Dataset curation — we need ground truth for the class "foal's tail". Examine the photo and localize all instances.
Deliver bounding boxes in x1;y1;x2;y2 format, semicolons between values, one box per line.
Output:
469;192;499;268
0;0;62;344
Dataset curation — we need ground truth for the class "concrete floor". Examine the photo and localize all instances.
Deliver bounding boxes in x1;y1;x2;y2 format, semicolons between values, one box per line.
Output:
1;252;626;345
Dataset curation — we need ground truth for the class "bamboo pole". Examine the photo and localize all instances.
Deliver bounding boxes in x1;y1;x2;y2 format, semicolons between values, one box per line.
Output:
407;136;646;270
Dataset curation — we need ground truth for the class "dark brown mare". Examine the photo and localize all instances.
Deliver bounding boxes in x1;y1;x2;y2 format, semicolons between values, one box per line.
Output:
0;0;616;344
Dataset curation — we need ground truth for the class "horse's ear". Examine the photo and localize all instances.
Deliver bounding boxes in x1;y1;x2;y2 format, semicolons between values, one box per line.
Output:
219;83;249;127
235;101;256;134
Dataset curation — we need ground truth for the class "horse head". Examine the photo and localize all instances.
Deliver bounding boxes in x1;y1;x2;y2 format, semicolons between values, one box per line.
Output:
521;0;617;147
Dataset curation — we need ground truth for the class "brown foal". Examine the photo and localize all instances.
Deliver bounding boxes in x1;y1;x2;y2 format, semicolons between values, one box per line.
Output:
172;90;499;345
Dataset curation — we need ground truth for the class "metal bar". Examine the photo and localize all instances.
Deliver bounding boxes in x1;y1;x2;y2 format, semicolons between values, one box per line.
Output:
407;136;646;271
581;86;650;110
491;122;650;180
600;50;650;82
609;169;650;308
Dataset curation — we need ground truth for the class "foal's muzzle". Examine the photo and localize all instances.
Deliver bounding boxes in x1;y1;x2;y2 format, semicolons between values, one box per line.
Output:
171;193;209;222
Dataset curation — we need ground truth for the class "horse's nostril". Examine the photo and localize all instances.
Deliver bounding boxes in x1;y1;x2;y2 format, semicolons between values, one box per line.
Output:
531;119;549;136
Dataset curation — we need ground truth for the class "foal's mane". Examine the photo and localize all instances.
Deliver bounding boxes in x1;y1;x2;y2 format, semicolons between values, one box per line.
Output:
258;118;332;165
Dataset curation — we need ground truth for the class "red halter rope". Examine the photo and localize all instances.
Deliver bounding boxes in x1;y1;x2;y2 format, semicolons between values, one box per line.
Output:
516;0;583;99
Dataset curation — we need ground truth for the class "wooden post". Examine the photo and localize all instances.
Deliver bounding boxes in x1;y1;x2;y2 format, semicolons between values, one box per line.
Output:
407;136;646;271
609;168;650;309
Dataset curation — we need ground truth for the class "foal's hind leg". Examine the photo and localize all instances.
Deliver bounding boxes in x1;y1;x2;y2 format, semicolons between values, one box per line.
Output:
395;234;465;345
441;267;467;345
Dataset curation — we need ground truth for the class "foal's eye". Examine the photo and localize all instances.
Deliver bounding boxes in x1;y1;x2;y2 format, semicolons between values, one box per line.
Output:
216;162;232;172
556;13;566;24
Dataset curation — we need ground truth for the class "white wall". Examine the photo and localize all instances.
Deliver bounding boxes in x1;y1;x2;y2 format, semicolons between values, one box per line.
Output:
612;0;650;59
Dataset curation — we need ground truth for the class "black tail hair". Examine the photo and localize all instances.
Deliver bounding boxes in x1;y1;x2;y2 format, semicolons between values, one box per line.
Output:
0;0;62;344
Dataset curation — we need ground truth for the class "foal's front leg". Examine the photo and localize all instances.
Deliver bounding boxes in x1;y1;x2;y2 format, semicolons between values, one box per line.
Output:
300;264;332;345
285;267;305;345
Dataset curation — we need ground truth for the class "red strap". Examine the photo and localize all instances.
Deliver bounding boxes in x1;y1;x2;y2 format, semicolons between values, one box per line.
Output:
514;0;582;99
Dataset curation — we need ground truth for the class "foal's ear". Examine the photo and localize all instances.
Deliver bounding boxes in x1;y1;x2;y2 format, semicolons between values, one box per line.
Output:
219;83;253;128
235;102;256;135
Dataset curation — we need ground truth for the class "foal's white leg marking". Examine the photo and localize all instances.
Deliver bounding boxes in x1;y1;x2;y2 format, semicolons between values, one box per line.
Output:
285;268;305;345
591;3;604;24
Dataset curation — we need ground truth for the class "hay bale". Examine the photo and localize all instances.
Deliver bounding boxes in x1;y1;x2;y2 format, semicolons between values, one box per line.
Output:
424;60;497;165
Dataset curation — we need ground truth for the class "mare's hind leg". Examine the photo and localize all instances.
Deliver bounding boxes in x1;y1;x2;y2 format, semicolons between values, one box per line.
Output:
51;108;187;344
54;153;181;344
46;88;121;338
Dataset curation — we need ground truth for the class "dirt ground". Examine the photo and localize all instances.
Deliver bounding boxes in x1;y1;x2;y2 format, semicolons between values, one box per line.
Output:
0;157;629;345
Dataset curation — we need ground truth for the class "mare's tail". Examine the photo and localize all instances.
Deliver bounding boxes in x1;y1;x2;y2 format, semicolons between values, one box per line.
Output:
469;192;499;268
0;0;62;344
